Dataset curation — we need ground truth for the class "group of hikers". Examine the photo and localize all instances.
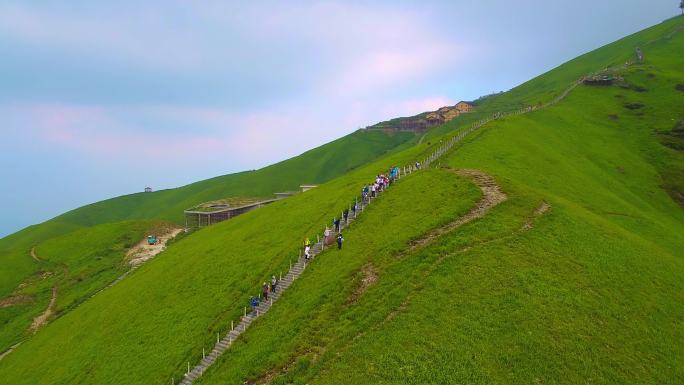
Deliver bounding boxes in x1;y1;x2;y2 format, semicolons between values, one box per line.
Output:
247;164;404;315
361;166;400;202
250;275;279;311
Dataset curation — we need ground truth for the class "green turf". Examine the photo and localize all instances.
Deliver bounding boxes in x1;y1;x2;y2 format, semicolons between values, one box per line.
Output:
0;14;683;385
0;162;480;384
188;16;684;385
0;128;417;352
0;220;163;352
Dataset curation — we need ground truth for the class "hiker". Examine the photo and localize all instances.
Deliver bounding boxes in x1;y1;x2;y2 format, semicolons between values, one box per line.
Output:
351;202;357;216
305;245;311;260
262;282;269;300
271;275;278;294
250;296;259;313
371;183;376;198
343;208;349;223
336;233;344;250
324;227;332;245
334;217;341;232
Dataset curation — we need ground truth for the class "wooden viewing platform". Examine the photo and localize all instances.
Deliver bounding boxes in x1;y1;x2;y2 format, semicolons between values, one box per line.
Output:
184;199;280;229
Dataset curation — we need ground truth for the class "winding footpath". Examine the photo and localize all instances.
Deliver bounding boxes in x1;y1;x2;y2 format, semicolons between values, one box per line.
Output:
30;287;57;333
401;169;507;256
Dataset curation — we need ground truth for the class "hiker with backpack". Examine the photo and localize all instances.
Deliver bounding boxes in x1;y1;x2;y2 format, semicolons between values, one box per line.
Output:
343;208;349;223
334;217;341;232
262;282;269;301
337;233;344;250
250;296;259;313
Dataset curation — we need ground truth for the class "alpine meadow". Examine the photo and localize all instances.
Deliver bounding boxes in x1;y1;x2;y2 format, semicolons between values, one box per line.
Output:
0;7;683;385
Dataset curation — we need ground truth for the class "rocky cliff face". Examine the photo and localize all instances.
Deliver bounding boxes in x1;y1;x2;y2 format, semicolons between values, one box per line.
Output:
366;102;473;133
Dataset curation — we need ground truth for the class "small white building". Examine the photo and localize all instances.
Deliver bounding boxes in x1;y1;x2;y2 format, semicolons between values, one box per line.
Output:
144;187;152;193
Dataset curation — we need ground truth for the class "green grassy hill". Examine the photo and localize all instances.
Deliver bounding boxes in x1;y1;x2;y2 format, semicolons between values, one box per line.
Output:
1;15;683;385
0;128;417;353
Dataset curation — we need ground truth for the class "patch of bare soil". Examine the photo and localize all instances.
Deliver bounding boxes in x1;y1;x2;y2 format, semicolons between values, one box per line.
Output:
126;227;183;267
30;247;40;262
521;201;551;231
0;295;34;308
400;169;507;256
30;286;57;333
348;263;379;304
246;347;324;385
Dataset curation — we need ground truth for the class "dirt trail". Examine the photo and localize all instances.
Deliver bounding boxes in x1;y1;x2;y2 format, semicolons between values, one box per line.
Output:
348;263;379;304
30;286;57;333
30;247;40;262
0;295;33;308
521;201;550;231
127;228;183;267
402;169;507;255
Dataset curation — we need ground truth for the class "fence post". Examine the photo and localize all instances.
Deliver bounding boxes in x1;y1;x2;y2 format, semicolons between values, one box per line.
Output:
231;320;234;331
203;347;205;359
187;362;190;376
216;332;219;344
244;307;246;318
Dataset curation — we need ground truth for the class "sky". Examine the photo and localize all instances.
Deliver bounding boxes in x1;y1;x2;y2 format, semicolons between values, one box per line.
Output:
0;1;679;237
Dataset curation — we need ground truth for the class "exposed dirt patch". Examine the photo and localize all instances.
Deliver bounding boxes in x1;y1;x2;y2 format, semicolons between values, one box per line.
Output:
30;247;41;262
246;347;324;385
624;102;644;110
399;169;507;256
348;263;378;304
521;201;551;231
30;286;57;333
658;120;684;151
0;295;34;308
126;227;183;266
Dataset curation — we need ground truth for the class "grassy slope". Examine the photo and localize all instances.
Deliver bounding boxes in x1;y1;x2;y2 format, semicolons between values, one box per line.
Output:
0;158;481;384
51;130;417;227
0;129;416;352
0;129;416;293
187;17;683;385
1;15;683;385
0;220;161;354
